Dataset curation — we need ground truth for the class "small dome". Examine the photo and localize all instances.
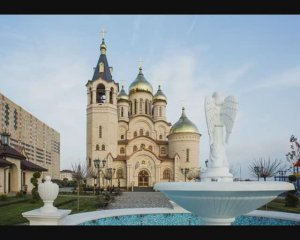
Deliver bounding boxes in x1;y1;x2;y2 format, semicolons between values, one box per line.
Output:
170;108;199;134
153;85;167;102
117;85;129;101
129;67;153;94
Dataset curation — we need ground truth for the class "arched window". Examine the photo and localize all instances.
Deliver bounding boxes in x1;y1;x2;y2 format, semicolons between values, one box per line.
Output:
159;134;163;140
121;134;124;140
120;147;125;154
146;131;149;137
186;149;190;162
139;98;143;114
129;102;132;116
96;84;106;103
99;126;102;138
145;100;148;114
161;147;166;155
148;145;153;151
134;100;137;114
90;88;93;104
121;107;124;117
163;169;171;180
140;144;145;149
159;106;162;117
110;87;114;104
139;129;144;136
117;169;123;179
133;145;138;152
102;144;105;151
134;131;137;138
96;144;100;151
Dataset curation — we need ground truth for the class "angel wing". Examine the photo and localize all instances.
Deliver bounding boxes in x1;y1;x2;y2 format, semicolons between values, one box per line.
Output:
205;96;218;145
220;96;238;143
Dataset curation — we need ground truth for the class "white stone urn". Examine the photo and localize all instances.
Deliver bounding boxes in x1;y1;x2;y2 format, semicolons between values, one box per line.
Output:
38;176;59;213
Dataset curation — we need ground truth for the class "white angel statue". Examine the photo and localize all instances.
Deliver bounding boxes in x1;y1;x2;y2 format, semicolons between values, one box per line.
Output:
205;92;238;169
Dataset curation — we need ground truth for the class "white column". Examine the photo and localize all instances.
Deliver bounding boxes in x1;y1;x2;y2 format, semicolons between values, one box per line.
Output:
105;89;110;103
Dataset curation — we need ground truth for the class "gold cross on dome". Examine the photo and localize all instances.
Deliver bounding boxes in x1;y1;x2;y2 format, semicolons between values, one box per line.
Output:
137;57;144;69
101;29;107;39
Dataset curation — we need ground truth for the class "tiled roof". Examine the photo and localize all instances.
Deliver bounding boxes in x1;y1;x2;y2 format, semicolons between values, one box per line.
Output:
0;158;12;167
20;160;48;172
0;144;26;160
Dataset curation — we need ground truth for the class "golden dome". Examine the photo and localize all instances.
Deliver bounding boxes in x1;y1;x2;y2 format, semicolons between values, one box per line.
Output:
153;85;167;102
129;67;153;94
169;107;199;134
117;85;129;101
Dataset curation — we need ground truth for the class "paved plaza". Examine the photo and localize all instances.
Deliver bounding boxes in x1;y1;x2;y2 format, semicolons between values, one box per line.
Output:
107;192;173;209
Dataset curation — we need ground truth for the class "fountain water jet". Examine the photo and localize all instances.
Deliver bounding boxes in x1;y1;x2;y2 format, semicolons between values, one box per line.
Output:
154;92;294;225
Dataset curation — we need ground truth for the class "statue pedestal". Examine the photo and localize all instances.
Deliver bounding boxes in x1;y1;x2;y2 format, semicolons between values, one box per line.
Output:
201;167;233;182
22;209;71;225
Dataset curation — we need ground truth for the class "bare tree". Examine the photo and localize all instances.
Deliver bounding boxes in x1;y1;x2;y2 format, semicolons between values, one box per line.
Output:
87;167;98;195
286;135;300;172
72;162;88;211
249;158;284;181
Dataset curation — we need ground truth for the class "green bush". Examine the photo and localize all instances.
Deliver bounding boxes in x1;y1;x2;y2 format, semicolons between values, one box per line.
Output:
288;175;297;182
0;194;8;201
285;190;299;207
33;172;41;179
31;171;41;200
95;192;114;208
113;188;122;196
16;191;24;198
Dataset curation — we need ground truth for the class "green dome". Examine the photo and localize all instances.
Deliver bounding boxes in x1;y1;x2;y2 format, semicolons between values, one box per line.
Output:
170;108;199;134
117;85;129;101
153;85;167;102
129;67;153;94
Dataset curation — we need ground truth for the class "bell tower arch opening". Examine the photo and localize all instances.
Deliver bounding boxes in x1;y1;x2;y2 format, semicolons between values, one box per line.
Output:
96;84;106;103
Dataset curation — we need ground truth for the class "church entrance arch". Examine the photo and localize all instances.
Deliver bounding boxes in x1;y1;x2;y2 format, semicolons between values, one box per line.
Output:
138;170;149;187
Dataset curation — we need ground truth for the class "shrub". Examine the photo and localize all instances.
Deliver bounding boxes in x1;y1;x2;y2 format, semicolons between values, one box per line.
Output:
16;191;24;198
288;175;297;182
96;192;114;208
0;194;8;201
31;171;41;200
285;190;299;207
113;188;122;196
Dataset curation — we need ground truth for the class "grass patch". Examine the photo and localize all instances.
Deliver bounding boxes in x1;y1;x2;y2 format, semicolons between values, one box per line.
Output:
258;198;300;214
0;195;101;225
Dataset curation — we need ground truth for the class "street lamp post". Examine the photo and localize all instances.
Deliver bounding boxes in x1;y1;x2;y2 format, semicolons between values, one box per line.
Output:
93;158;106;191
181;168;190;182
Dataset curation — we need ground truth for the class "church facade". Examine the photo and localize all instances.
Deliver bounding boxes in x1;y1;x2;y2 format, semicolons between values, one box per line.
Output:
86;37;201;189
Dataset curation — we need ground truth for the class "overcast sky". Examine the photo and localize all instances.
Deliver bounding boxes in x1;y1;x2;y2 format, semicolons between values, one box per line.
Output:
1;15;299;179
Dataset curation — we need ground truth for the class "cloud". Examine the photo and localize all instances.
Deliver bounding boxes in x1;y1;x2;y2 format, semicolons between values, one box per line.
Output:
243;67;300;92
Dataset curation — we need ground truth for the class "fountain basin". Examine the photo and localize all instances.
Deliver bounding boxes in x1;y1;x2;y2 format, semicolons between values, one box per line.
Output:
154;181;294;225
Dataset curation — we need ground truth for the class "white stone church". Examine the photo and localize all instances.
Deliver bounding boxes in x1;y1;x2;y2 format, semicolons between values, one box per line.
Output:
86;37;201;189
